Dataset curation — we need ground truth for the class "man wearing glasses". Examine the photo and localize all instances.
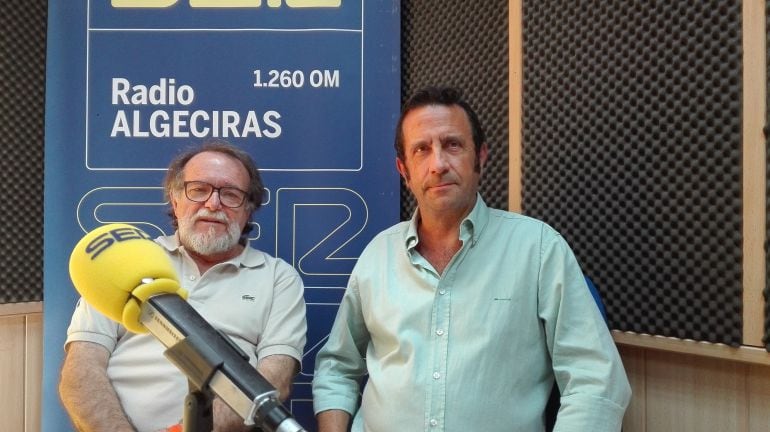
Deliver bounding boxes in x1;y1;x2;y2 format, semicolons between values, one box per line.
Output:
59;141;307;432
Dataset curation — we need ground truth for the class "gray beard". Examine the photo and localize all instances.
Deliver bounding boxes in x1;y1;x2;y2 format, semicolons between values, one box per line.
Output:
178;215;242;257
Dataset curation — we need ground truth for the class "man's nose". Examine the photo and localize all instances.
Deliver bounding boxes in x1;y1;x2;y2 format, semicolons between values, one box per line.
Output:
204;190;223;210
429;147;450;172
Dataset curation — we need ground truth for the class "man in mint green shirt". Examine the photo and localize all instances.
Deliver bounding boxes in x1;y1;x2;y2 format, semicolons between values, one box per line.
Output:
312;86;631;431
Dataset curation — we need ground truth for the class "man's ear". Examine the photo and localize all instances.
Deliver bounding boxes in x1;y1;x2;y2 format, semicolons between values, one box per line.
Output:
169;192;180;214
396;157;409;181
479;143;489;173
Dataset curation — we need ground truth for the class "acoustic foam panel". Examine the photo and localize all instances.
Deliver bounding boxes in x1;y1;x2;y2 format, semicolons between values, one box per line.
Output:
522;1;743;345
0;1;47;303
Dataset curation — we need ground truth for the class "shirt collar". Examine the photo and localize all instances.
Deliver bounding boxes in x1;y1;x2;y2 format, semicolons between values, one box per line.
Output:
404;193;489;250
156;233;265;269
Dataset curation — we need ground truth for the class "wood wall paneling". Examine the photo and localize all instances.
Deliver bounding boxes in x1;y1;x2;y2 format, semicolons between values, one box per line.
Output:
508;0;523;213
0;315;27;432
748;364;770;432
618;345;646;432
646;351;748;432
619;348;770;432
0;304;43;432
25;313;43;432
742;0;768;348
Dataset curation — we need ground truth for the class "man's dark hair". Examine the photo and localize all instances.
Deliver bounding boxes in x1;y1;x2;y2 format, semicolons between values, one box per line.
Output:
163;140;264;235
394;86;486;161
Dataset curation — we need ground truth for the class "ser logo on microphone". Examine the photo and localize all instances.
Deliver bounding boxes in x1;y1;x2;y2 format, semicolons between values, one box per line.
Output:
85;226;153;260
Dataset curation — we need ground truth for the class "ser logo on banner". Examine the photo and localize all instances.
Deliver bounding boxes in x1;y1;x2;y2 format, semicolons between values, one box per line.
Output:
112;0;342;8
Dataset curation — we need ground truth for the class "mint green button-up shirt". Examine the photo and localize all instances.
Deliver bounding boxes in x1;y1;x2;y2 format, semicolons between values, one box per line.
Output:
313;196;630;431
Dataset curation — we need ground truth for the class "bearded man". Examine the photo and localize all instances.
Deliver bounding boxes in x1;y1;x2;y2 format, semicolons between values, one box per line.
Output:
59;141;307;432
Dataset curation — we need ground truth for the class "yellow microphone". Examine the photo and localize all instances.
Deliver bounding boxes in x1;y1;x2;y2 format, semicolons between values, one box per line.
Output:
68;223;187;334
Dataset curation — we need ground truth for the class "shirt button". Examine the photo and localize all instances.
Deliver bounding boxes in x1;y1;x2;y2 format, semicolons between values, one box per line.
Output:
436;329;445;336
432;372;441;380
188;275;196;281
439;290;446;295
430;419;438;427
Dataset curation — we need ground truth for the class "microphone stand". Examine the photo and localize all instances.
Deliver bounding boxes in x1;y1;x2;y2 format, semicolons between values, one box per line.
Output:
183;385;214;432
161;328;219;432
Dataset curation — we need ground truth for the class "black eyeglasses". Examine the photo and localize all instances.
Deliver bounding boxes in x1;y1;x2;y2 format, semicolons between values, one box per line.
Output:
183;181;248;208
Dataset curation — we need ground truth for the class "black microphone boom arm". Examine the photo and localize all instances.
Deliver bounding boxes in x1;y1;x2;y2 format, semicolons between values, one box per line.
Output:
138;291;306;432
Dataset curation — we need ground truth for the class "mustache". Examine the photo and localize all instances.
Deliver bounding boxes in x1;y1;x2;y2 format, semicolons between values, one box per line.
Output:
191;209;229;223
424;176;458;188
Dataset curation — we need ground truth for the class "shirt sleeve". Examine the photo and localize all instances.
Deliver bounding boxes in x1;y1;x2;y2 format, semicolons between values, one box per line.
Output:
537;226;632;432
256;260;308;363
65;297;122;353
312;273;370;416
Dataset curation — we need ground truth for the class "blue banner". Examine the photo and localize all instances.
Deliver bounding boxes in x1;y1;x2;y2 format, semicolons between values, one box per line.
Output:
43;1;399;430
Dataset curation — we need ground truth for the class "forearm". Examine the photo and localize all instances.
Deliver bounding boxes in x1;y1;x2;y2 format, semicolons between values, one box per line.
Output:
213;397;251;432
316;409;351;432
256;354;299;401
59;342;135;432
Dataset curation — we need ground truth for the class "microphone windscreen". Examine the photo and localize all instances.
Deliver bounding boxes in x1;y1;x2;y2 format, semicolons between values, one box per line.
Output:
69;223;186;333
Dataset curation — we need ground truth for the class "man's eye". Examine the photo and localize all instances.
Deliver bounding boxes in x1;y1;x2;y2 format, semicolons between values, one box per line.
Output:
222;190;240;200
